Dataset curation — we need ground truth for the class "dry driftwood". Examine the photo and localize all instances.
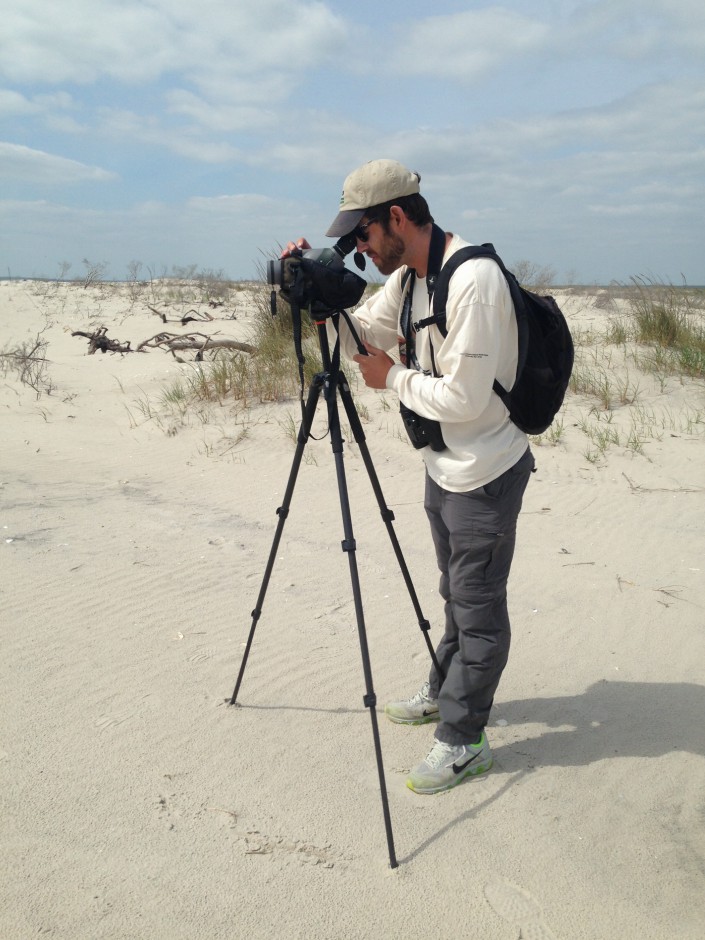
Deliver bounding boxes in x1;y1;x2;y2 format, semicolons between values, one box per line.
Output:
72;326;254;360
136;331;255;360
71;327;135;355
147;305;218;325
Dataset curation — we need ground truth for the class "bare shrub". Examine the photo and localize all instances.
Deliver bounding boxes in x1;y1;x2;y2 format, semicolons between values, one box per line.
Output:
511;259;556;295
1;333;54;397
81;258;108;289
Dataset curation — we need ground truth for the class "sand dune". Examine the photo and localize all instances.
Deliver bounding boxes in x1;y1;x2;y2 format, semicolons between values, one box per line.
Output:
2;278;704;939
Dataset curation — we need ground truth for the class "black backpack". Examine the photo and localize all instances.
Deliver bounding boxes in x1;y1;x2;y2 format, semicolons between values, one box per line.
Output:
413;242;574;436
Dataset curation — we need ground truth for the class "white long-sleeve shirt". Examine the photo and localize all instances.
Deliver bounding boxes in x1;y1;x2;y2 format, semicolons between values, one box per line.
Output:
332;234;528;493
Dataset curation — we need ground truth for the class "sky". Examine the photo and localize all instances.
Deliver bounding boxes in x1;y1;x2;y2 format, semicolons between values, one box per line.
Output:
1;0;704;285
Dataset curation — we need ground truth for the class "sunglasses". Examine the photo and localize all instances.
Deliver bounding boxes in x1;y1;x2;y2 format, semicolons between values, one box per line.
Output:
352;217;378;242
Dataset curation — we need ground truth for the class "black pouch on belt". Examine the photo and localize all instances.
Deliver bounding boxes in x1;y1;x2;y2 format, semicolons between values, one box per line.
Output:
399;403;446;451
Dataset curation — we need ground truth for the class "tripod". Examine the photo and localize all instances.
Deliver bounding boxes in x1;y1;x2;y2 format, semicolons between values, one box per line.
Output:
229;312;443;870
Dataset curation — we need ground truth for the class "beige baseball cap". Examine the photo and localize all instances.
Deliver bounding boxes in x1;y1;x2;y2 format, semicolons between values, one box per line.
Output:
326;159;421;237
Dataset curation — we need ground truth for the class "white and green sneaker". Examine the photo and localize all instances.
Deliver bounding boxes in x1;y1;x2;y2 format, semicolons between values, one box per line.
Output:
406;733;493;794
384;681;439;725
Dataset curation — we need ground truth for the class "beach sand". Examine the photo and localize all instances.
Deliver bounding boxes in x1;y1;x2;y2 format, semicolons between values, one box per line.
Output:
1;278;704;939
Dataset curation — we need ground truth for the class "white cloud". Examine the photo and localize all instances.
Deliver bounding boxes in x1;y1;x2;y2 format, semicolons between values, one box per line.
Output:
0;0;351;93
89;106;242;163
388;1;705;82
0;2;177;84
0;143;117;183
166;139;241;164
0;90;80;131
188;194;280;213
0;2;703;283
0;90;37;117
391;9;549;80
568;0;705;58
165;90;280;133
587;201;687;218
413;79;705;182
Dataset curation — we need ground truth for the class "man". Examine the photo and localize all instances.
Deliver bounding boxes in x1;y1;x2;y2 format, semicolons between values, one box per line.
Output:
283;159;534;794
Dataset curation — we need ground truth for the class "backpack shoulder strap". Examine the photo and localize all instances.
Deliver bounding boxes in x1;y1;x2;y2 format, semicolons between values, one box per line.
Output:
414;243;499;334
414;242;529;400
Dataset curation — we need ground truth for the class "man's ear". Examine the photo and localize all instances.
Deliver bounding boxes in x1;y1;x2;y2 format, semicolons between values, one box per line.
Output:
388;205;405;230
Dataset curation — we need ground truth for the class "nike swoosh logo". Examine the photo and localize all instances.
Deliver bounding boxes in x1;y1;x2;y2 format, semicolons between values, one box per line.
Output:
422;708;437;716
452;751;483;774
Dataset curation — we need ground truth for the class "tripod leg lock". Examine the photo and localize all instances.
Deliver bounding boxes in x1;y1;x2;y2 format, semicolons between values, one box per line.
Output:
276;506;289;519
380;509;395;523
363;693;377;709
341;538;356;553
419;618;431;634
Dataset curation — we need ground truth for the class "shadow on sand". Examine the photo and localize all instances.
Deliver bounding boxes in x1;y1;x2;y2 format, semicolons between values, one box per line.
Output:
493;679;705;770
402;680;705;864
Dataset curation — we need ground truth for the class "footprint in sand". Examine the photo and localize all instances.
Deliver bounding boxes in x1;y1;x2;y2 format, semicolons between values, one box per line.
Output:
484;880;557;939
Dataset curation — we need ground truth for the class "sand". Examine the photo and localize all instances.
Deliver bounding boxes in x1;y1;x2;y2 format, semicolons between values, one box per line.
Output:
1;277;704;940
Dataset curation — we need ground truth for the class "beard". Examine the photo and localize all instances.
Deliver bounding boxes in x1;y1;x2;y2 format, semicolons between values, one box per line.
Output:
372;232;406;275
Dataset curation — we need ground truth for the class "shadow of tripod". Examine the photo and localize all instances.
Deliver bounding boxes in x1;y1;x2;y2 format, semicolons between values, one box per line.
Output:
228;279;442;869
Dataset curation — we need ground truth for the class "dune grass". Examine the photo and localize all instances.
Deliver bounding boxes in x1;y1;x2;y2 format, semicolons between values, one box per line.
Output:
166;282;325;408
16;259;702;461
606;277;705;379
539;277;705;462
144;271;704;462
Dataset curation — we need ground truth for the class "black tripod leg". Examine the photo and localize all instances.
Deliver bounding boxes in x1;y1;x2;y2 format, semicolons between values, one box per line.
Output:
229;375;324;706
325;376;398;870
337;372;444;682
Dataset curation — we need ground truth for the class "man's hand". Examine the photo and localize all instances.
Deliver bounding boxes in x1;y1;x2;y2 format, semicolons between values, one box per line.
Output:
353;341;394;389
280;238;312;258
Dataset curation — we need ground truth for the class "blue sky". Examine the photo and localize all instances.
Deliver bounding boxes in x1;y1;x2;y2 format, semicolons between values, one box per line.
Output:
1;0;704;284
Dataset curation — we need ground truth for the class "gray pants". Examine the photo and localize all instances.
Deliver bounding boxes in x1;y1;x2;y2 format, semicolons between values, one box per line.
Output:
425;448;534;745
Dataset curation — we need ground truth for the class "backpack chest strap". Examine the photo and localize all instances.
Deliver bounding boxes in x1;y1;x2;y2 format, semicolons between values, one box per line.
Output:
413;312;445;332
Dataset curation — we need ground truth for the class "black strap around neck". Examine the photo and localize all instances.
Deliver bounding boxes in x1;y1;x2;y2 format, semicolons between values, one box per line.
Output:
398;224;448;377
411;223;448;377
400;270;422;371
426;223;447;299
